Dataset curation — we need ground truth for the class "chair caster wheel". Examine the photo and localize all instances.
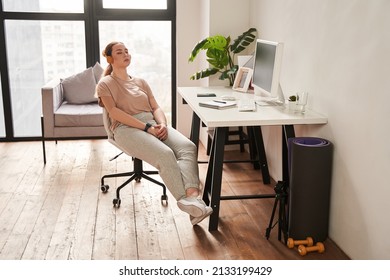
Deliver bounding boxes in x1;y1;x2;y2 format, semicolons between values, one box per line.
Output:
101;185;109;193
135;177;141;183
113;198;121;208
161;194;168;206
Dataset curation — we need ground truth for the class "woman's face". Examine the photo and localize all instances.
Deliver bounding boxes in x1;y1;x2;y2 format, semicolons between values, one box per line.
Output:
111;43;131;67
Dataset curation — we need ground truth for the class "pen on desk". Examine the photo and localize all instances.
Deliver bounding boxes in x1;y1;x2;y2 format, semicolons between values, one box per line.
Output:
213;100;226;104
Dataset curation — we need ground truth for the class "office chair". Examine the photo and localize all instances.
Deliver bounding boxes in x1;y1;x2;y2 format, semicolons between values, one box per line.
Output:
100;109;168;207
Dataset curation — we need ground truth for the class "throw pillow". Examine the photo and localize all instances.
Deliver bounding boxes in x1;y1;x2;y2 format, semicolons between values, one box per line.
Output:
61;67;97;104
92;62;104;83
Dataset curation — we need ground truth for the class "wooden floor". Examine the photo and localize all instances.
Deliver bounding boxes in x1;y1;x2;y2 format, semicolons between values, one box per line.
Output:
0;139;349;260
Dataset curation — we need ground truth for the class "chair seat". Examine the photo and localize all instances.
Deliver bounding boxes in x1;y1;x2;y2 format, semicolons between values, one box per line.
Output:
54;101;103;127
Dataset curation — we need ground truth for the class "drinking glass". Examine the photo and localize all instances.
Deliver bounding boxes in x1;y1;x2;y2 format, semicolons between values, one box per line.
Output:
296;92;308;113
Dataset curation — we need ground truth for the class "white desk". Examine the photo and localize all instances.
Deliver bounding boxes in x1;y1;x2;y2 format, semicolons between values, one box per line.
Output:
177;86;328;233
178;86;327;127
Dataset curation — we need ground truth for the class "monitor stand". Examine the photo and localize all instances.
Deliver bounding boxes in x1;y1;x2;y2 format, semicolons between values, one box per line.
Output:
254;84;285;106
275;83;285;105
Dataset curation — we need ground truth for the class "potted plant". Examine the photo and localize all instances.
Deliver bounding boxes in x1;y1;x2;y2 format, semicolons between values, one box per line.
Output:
288;92;308;113
188;27;257;86
288;95;297;102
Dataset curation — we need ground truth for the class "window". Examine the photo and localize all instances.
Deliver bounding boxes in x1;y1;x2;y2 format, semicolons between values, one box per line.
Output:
102;0;167;10
5;20;86;137
2;0;84;13
0;75;4;137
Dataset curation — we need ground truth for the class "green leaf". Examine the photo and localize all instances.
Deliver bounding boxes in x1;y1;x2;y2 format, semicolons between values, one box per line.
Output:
219;65;239;81
288;95;297;101
206;35;228;50
189;68;219;80
206;48;229;69
219;70;231;80
188;38;208;62
228;65;239;74
230;27;257;54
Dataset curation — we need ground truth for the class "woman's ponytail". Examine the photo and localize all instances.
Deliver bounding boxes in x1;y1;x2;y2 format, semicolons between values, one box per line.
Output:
103;64;113;76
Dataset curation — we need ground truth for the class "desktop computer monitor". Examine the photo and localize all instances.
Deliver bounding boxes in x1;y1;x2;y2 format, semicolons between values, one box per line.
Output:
252;39;285;104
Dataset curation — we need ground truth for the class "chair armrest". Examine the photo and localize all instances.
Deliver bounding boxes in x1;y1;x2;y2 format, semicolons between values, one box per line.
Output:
41;78;63;137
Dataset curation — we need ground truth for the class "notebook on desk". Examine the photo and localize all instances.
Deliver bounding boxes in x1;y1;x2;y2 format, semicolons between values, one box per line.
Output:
198;100;237;109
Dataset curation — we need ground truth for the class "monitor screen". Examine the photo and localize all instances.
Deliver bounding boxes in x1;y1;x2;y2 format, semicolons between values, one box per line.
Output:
252;39;284;103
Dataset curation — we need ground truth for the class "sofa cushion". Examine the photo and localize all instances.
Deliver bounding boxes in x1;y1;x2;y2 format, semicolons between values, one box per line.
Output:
61;67;97;104
54;102;103;127
93;62;104;83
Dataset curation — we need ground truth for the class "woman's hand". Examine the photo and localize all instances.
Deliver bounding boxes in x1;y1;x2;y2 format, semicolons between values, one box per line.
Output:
154;123;168;141
147;124;168;141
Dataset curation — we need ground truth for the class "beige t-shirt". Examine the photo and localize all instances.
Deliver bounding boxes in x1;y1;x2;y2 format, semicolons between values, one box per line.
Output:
96;74;156;115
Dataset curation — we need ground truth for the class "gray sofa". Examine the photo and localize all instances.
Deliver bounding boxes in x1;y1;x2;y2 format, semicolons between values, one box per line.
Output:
41;62;107;163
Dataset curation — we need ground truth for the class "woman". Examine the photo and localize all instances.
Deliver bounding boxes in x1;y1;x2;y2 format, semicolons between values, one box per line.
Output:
96;41;212;225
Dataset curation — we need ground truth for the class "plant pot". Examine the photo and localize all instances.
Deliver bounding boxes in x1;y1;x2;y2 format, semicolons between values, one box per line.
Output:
288;101;306;113
288;101;299;112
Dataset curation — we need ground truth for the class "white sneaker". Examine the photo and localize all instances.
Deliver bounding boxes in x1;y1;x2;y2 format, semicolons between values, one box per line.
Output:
177;197;207;218
190;206;213;225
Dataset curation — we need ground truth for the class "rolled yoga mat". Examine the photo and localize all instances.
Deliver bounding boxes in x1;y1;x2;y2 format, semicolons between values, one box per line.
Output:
287;137;333;242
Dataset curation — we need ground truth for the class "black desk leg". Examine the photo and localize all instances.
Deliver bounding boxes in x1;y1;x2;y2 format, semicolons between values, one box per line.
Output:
251;126;270;184
279;125;295;242
202;130;214;205
190;112;201;149
207;127;228;231
282;125;295;183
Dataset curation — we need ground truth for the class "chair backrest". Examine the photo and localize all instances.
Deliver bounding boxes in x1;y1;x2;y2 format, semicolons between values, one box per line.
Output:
102;108;128;157
102;108;114;141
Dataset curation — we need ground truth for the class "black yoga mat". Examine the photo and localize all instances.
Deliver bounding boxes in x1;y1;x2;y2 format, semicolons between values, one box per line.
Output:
287;137;333;242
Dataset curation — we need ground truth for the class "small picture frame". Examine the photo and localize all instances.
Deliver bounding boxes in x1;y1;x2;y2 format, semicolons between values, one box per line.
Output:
232;67;253;92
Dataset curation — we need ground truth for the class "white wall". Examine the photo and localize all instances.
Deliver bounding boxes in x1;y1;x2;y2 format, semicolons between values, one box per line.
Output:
177;0;390;259
176;1;201;137
249;0;390;259
176;0;252;144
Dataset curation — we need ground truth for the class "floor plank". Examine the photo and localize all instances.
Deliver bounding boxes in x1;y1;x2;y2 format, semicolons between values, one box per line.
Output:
45;142;91;260
69;141;103;260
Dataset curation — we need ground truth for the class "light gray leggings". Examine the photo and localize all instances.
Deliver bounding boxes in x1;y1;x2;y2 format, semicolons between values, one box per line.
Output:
113;112;199;200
